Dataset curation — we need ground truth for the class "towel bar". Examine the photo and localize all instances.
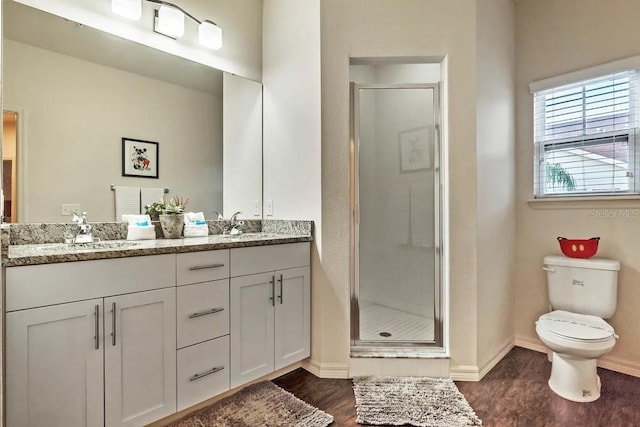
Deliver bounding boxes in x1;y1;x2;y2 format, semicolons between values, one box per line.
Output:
110;185;169;194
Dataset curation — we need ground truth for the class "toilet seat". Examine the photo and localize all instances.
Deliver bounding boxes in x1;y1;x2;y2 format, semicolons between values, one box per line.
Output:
537;310;615;343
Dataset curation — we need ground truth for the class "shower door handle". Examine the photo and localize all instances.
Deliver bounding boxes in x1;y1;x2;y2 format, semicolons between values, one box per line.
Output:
434;124;441;171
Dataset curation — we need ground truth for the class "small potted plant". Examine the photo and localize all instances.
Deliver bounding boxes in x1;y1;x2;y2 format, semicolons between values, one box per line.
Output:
144;196;189;238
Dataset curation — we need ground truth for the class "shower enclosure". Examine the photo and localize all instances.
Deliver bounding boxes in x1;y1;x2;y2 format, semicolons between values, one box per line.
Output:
350;77;443;356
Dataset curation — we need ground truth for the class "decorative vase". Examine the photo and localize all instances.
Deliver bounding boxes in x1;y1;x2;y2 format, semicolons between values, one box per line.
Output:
159;214;184;239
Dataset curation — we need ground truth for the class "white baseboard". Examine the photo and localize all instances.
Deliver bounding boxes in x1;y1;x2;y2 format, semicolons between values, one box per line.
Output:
302;359;349;379
478;338;515;380
597;355;640;378
451;338;514;382
514;334;547;353
515;334;640;378
450;365;480;381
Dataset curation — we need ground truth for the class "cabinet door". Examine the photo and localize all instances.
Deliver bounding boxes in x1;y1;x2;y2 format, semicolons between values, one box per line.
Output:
274;266;311;370
104;288;176;427
6;299;104;427
230;272;275;388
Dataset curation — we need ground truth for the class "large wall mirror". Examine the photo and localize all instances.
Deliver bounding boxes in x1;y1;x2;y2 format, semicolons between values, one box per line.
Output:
1;0;262;223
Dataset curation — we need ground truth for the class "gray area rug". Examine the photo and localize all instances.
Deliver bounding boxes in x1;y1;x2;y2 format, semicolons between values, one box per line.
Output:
168;381;333;427
353;376;482;426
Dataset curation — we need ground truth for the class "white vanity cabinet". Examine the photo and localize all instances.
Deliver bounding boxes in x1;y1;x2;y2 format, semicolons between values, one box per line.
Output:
6;299;106;427
5;255;177;427
229;243;310;387
4;238;312;425
175;250;231;411
104;288;176;427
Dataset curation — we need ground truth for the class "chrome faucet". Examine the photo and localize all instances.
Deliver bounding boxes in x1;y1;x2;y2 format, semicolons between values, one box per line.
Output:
226;211;244;235
71;211;94;243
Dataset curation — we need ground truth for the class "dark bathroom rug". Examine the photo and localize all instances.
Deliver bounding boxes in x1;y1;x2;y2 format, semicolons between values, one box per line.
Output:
353;376;482;426
167;380;333;427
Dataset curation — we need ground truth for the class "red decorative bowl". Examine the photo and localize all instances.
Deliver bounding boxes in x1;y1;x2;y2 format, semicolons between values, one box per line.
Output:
557;237;600;259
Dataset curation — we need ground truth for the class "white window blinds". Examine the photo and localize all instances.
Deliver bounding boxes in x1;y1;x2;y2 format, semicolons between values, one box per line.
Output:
533;70;640;197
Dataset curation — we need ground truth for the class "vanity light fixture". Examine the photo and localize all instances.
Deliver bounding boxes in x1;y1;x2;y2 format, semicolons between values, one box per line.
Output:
155;4;185;38
111;0;142;20
110;0;223;50
198;20;223;50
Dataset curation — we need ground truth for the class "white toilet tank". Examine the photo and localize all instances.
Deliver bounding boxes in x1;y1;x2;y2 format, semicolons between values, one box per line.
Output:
544;255;620;318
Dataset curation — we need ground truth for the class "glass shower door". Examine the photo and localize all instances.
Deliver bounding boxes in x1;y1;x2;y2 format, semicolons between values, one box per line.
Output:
351;84;441;350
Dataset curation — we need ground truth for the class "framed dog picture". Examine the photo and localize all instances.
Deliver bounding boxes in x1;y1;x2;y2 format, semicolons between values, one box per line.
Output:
122;138;159;179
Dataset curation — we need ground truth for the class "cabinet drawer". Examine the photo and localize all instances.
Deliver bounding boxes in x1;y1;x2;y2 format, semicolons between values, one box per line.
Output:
177;336;229;412
177;279;229;348
230;243;310;277
6;254;176;312
177;250;230;286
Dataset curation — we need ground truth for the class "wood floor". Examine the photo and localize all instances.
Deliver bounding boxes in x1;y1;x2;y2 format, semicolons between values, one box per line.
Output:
273;347;640;426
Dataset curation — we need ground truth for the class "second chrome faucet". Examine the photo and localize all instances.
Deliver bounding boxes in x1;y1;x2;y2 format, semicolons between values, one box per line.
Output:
212;211;244;235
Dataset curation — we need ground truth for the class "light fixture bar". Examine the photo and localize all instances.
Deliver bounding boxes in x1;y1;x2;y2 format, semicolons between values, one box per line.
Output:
146;0;207;25
111;0;223;49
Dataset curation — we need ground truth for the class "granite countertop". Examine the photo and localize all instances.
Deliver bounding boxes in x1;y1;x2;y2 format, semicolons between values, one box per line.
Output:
5;232;312;267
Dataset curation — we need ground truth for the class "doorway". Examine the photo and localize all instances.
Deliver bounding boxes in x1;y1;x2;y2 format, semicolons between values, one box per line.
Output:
2;111;19;223
350;61;445;357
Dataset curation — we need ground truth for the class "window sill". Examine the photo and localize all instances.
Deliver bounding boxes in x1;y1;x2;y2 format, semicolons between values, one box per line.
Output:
527;195;640;210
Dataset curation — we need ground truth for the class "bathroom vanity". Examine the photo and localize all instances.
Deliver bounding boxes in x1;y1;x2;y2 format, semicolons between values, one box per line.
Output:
2;223;312;427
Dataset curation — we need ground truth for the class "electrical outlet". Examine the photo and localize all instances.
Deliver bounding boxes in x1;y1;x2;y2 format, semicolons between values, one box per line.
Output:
266;199;274;216
253;200;260;216
61;203;81;216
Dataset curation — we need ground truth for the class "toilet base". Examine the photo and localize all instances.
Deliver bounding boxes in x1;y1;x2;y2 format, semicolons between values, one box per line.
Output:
548;352;601;402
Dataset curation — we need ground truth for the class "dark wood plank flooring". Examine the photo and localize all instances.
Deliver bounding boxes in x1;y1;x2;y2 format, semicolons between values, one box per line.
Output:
273;347;640;426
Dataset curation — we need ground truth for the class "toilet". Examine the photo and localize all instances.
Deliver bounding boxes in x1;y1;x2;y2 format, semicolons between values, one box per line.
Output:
535;255;620;402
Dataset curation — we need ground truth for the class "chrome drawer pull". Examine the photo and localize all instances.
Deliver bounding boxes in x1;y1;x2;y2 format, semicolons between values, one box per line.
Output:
270;276;275;306
188;263;225;271
188;307;224;319
94;304;100;350
189;366;224;382
111;302;117;346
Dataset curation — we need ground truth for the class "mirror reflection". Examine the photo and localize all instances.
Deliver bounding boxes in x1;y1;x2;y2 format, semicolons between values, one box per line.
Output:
2;1;261;223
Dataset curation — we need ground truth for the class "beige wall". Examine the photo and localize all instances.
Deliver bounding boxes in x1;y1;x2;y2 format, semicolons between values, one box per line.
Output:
4;40;222;222
475;0;516;371
319;0;479;375
262;0;322;226
262;0;325;376
514;0;640;375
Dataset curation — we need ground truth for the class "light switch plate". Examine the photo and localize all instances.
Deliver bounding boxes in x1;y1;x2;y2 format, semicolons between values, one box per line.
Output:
265;199;273;216
253;200;260;216
61;203;81;216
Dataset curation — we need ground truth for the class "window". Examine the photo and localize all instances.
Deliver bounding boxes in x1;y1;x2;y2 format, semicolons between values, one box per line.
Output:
533;70;640;198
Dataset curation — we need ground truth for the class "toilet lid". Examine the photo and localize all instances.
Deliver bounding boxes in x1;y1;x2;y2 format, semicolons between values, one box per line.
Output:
538;310;615;341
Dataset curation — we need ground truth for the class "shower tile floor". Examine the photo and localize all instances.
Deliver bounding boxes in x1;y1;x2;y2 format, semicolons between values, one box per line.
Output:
359;304;434;341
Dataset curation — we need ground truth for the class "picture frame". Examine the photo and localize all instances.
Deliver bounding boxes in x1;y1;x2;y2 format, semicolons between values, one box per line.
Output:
122;138;159;179
399;126;431;172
